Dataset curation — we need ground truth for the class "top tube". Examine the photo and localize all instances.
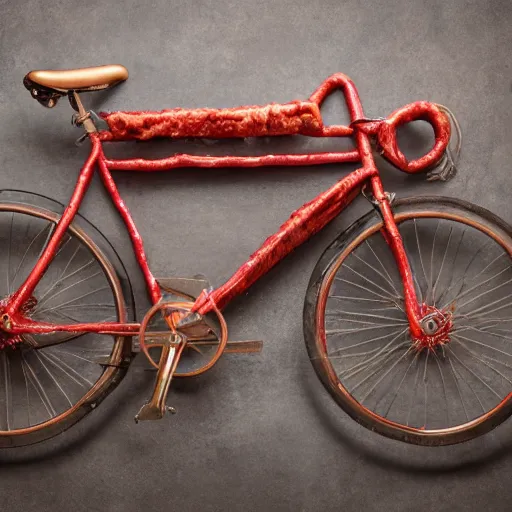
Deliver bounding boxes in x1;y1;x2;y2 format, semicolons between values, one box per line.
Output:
97;73;361;143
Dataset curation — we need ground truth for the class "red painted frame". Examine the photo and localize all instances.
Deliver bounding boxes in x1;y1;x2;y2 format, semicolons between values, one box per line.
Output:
3;73;451;341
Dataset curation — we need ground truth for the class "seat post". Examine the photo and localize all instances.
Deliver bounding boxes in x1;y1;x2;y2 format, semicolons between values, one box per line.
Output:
71;91;97;134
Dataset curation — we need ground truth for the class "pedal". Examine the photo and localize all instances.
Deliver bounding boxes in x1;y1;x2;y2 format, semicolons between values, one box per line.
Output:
135;402;164;422
135;403;177;423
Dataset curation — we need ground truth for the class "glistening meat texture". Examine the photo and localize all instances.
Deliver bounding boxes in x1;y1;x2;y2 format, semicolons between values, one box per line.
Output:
99;101;324;141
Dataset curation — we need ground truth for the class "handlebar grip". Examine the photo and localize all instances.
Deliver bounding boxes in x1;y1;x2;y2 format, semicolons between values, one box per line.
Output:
376;102;451;174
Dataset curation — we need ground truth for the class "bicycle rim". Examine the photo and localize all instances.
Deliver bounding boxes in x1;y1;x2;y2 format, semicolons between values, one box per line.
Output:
0;203;131;447
304;197;512;445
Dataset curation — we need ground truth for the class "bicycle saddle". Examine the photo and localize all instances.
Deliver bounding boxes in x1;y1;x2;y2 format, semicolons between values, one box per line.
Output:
23;64;128;107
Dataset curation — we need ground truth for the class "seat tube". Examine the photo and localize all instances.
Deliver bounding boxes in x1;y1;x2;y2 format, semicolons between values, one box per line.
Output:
6;136;101;316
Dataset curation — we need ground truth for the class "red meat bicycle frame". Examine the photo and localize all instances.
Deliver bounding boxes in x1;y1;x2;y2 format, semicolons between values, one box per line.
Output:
3;72;450;345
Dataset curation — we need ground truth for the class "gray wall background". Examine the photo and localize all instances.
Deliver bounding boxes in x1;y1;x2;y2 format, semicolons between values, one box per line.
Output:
0;0;511;510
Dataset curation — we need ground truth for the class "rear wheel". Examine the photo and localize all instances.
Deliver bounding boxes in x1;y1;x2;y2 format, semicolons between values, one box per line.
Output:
304;197;512;445
0;203;132;447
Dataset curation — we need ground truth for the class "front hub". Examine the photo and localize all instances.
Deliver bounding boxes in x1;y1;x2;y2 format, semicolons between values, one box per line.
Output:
414;303;453;352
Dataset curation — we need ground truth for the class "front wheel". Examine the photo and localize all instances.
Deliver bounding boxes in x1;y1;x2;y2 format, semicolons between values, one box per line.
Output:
304;197;512;446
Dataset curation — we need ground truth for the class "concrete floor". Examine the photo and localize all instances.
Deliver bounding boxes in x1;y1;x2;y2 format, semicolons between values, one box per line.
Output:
0;0;511;510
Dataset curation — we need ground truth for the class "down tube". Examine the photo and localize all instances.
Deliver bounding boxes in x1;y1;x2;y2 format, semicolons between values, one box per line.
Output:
193;166;377;315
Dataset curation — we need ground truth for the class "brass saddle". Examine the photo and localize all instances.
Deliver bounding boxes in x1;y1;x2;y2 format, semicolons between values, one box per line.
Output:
24;64;128;107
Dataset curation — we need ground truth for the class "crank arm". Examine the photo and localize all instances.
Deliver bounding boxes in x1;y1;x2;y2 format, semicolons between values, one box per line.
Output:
135;335;186;422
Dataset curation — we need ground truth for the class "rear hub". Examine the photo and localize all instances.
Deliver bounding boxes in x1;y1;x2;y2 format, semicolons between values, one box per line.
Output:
0;296;38;350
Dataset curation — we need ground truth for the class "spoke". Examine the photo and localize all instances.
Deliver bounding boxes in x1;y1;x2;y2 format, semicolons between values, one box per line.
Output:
326;322;407;336
339;336;406;379
359;346;413;404
447;346;501;399
41;352;92;388
34;286;110;313
440;242;502;309
36;308;83;324
432;350;449;425
347;343;410;395
56;240;80;280
452;338;512;385
52;349;96;365
35;269;102;312
423;350;429;429
406;351;422;427
432;226;453;306
344;264;400;301
6;212;14;294
365;239;400;295
447;352;485;415
456;316;512;330
35;257;95;309
382;350;420;419
481;353;512;371
459;296;512;319
352;250;399;297
452;333;512;359
328;295;393;304
325;310;405;324
30;331;89;348
49;303;116;311
20;356;32;426
370;306;406;313
2;352;11;430
34;352;73;406
456;325;512;343
452;265;511;307
44;351;94;386
456;273;512;311
436;227;466;305
34;223;56;264
414;218;430;295
327;329;403;355
327;347;382;360
11;223;51;292
53;344;111;354
342;333;408;382
335;277;400;303
412;271;424;305
428;221;440;304
22;354;57;418
447;353;469;422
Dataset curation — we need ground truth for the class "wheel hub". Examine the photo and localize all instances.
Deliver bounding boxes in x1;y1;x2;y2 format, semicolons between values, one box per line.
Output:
0;295;38;350
414;303;453;351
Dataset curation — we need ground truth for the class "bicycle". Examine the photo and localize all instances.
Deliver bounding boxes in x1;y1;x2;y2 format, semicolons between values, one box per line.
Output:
0;64;510;448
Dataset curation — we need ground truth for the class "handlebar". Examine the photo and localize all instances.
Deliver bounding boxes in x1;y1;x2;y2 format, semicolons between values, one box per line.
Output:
373;101;451;174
